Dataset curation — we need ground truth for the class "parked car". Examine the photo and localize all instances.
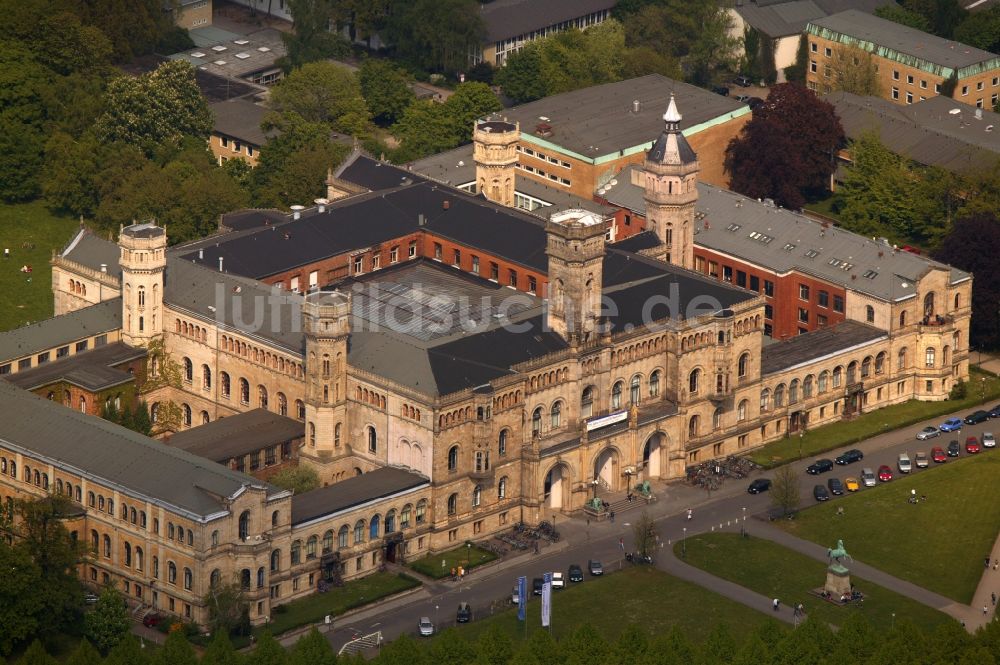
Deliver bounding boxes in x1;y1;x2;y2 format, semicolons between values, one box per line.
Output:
806;459;834;474
966;436;981;454
917;426;941;440
551;572;565;590
734;94;751;103
877;465;893;482
947;440;961;457
733;74;752;87
711;85;730;96
457;602;472;623
984;432;996;448
988;404;1000;418
965;410;990;425
589;560;603;576
914;451;929;468
897;453;912;474
861;467;877;487
940;417;963;432
142;613;163;628
827;477;844;495
813;484;830;501
568;564;584;582
931;446;947;463
835;449;864;465
844;477;860;492
84;592;99;605
512;586;520;605
532;578;544;595
747;478;772;494
747;97;764;110
418;617;435;636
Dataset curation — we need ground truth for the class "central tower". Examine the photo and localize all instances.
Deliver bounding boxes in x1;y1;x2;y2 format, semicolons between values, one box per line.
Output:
643;94;700;270
545;209;606;343
302;290;351;459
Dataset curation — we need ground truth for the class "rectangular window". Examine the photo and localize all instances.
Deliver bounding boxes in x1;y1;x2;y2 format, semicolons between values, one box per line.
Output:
57;346;69;358
695;256;705;272
233;141;241;153
247;145;254;157
353;256;363;273
528;276;537;294
37;352;49;365
920;79;927;89
372;254;380;270
508;269;517;288
290;276;299;292
798;308;809;323
798;284;809;301
390;246;398;263
95;335;107;347
736;271;746;288
76;340;88;352
817;314;828;326
935;83;941;93
891;87;899;100
265;446;276;466
962;85;969;96
798;327;808;335
471;255;480;274
907;74;913;84
763;280;774;297
906;92;913;104
810;42;817;52
624;214;631;226
490;262;499;281
833;295;844;313
250;451;260;470
749;275;759;292
708;261;718;277
978;81;984;91
408;241;417;258
433;243;442;260
818;290;829;307
824;47;831;57
892;70;899;80
0;364;9;375
18;358;31;370
764;304;773;319
764;323;772;336
453;249;461;266
220;136;229;148
722;265;733;282
810;61;817;73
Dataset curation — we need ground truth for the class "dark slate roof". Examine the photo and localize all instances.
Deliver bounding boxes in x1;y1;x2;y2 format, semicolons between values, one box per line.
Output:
0;299;122;364
647;129;698;164
502;75;747;160
827;91;1000;172
480;0;617;44
220;209;291;232
122;222;164;239
611;230;661;253
210;98;274;146
0;380;282;519
167;409;304;463
761;320;887;374
335;155;430;192
60;228;121;273
4;342;145;392
735;0;890;38
291;466;428;525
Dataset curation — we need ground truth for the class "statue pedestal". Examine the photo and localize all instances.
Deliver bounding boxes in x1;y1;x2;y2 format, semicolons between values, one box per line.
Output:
824;564;851;597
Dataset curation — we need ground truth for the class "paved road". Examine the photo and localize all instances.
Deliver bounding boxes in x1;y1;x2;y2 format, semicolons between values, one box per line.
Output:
312;400;1000;652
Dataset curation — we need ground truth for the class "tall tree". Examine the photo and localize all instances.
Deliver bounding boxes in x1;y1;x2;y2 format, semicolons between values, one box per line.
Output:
770;464;800;517
203;579;251;638
724;83;844;209
494;44;548;104
384;0;485;74
830;46;880;96
0;540;43;655
632;510;658;559
933;213;1000;349
901;0;967;38
287;628;336;665
954;6;1000;53
280;0;350;71
269;61;371;136
476;625;513;665
875;4;932;31
358;59;414;126
64;640;103;665
85;587;131;654
96;60;212;155
19;642;57;665
103;635;152;665
392;82;499;162
247;632;287;665
155;630;198;665
200;632;243;665
269;465;320;494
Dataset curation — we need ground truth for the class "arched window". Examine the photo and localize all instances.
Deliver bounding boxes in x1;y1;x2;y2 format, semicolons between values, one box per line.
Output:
448;446;459;471
401;504;412;529
865;305;874;323
130;507;137;524
182;404;191;427
211;569;221;587
338;525;349;548
354;520;365;544
738;353;750;378
897;348;908;370
385;510;396;534
277;393;287;416
532;407;543;436
306;535;317;559
270;549;281;573
153;556;159;579
322;530;333;553
713;407;723;429
102;534;111;558
498;429;508;456
875;352;886;374
833;366;843;388
818;371;829;393
899;310;907;327
472;485;482;508
369;515;381;540
774;384;785;407
738;399;748;421
291;540;301;564
923;292;935;319
211;530;219;547
135;546;144;571
238;510;251;540
630;375;641;405
498;476;508;499
202;365;211;390
416;499;427;525
688;415;700;438
308;422;315;447
177;526;184;543
760;388;771;412
803;375;814;399
954;293;961;309
789;379;799;404
124;542;132;567
239;378;250;404
861;357;872;378
550;401;562;429
240;569;251;591
611;381;623;409
258;385;268;409
183;358;192;383
581;386;594;418
925;347;936;368
689;368;701;394
649;370;661;397
168;562;177;584
296;400;305;420
447;493;458;515
368;426;377;453
221;372;230;398
184;567;193;590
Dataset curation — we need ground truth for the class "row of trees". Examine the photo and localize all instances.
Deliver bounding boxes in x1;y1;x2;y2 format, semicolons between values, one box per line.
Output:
875;0;990;45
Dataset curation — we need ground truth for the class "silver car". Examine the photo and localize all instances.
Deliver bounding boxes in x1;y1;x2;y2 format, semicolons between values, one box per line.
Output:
984;432;996;448
418;617;434;636
897;453;911;474
916;426;940;440
861;467;877;487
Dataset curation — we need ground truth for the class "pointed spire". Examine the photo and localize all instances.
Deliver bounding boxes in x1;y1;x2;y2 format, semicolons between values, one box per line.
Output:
663;93;682;132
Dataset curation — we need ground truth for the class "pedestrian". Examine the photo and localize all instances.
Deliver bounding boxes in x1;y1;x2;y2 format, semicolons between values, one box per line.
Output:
994;559;998;571
987;556;992;569
610;511;615;523
687;509;693;521
992;592;997;606
984;605;989;616
773;598;779;612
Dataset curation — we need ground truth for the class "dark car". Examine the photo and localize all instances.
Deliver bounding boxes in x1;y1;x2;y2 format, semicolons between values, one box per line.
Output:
964;410;990;425
747;96;764;110
947;440;961;457
806;459;834;475
532;578;544;595
568;564;584;582
142;612;163;628
711;85;730;96
588;560;603;576
733;74;752;87
989;404;1000;418
747;478;771;494
835;449;864;465
456;602;472;623
827;477;844;496
813;484;830;501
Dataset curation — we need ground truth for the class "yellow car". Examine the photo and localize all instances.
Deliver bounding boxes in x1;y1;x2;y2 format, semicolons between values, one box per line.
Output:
844;477;860;492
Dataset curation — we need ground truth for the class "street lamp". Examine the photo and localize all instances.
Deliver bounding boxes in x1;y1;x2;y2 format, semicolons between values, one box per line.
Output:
742;507;747;537
798;432;804;461
435;604;439;627
466;542;471;569
682;527;687;558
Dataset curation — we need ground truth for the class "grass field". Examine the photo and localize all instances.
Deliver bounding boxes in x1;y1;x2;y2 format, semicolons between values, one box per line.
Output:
776;453;1000;603
0;202;78;332
747;367;1000;467
408;544;497;579
443;565;778;645
676;533;952;632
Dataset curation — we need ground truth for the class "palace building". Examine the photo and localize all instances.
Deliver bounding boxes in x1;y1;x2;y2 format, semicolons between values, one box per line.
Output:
0;94;971;627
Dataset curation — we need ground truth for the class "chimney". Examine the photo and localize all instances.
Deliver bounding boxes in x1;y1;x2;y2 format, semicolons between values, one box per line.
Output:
290;204;305;220
198;249;204;259
218;257;224;272
100;263;107;273
975;108;983;120
418;213;426;226
314;198;329;213
443;200;450;210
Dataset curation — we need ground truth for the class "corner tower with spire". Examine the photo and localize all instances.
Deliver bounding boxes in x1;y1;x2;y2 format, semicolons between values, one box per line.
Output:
642;93;700;270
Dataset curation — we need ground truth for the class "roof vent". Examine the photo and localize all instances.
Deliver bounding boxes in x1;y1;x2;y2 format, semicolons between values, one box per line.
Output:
314;198;329;213
975;108;983;120
632;99;641;113
949;108;962;115
198;249;203;259
100;263;107;273
290;204;305;220
218;257;224;272
443;200;450;210
418;214;426;226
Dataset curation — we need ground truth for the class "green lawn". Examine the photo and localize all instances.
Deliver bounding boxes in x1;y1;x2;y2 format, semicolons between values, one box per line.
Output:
0;202;79;332
676;533;952;632
776;453;1000;603
748;367;1000;467
803;193;845;223
408;544;497;579
445;565;779;645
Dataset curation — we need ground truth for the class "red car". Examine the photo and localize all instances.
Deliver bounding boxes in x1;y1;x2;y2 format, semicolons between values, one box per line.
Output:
877;465;893;482
931;446;947;463
966;436;981;454
142;613;163;628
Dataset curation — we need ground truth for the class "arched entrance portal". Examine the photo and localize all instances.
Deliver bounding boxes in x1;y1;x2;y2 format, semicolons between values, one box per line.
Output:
543;464;570;510
593;448;620;492
643;434;665;479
